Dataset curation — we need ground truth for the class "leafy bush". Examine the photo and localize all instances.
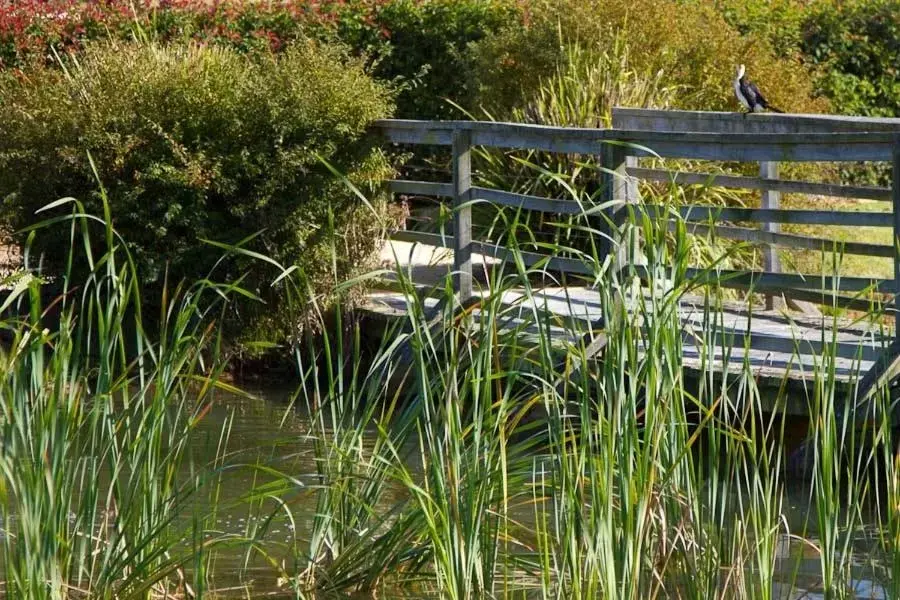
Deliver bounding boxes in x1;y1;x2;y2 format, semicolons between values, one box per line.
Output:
0;40;394;348
468;0;825;118
712;0;809;54
800;0;900;119
339;0;518;119
0;0;517;120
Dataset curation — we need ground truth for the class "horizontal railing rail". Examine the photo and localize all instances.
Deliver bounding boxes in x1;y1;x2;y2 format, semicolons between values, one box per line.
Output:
611;107;900;134
374;114;900;329
375;119;899;161
628;167;892;202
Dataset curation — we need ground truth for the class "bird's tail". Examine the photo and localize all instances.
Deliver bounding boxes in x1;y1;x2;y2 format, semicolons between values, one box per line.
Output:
768;105;785;114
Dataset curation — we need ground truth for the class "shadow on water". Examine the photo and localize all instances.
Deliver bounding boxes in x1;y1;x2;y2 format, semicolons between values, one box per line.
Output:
185;383;895;598
2;380;891;598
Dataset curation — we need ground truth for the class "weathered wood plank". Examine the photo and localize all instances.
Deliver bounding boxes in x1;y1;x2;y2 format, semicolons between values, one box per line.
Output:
387;181;593;215
760;287;884;314
393;230;894;297
391;229;453;247
760;161;781;309
388;179;454;197
377;121;453;145
679;223;893;257
472;242;595;277
854;339;900;396
453;129;473;301
637;204;893;227
683;328;883;363
373;120;897;161
893;143;900;334
673;267;893;294
599;145;631;267
612;108;900;134
629;167;892;201
471;187;585;215
389;230;596;277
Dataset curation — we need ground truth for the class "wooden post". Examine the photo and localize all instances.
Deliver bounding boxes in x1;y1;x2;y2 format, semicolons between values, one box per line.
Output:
452;128;473;303
760;160;781;310
893;141;900;336
599;144;631;270
623;155;641;266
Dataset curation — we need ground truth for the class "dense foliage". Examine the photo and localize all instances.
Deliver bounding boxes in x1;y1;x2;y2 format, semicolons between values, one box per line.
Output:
0;40;394;345
801;0;900;119
0;0;515;119
717;0;900;120
468;0;825;119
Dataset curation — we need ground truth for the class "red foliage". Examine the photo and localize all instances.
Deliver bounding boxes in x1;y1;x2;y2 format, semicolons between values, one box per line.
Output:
0;0;402;67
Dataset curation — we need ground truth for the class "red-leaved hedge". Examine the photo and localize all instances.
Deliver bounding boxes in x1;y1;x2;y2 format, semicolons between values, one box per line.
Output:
0;0;519;119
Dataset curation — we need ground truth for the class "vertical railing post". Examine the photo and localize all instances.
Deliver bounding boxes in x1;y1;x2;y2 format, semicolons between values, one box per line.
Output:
892;140;900;337
452;128;473;303
760;160;781;310
599;144;631;270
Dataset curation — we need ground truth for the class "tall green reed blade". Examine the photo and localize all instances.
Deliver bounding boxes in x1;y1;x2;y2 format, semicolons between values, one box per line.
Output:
0;185;257;598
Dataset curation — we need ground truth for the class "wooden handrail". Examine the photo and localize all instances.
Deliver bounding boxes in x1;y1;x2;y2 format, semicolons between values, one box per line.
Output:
374;119;899;161
375;115;900;340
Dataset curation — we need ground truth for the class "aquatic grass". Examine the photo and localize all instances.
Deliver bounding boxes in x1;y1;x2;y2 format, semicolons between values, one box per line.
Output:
0;188;260;598
338;159;894;596
5;151;895;598
280;156;900;599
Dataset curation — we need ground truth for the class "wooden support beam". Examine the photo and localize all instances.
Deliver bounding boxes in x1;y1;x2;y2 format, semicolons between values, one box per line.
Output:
388;180;454;198
611;107;900;135
471;187;585;215
598;144;630;268
894;142;900;336
761;161;781;310
636;205;892;227
628;167;892;202
390;230;596;277
677;222;892;257
374;119;897;161
452;129;473;303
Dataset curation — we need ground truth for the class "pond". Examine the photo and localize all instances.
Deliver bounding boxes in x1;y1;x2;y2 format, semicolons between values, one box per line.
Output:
179;385;892;599
1;383;891;598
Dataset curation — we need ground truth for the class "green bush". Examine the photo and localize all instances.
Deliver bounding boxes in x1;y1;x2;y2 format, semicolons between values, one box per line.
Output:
352;0;518;119
468;0;825;118
713;0;900;121
0;40;394;348
800;0;900;119
0;1;518;121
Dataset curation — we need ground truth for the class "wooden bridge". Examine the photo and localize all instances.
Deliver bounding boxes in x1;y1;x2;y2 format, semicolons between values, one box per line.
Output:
362;108;900;418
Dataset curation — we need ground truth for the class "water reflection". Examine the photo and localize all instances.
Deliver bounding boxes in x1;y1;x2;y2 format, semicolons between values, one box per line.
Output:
1;385;896;598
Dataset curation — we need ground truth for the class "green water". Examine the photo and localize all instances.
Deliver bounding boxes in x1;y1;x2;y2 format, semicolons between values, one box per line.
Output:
0;385;892;598
184;386;890;599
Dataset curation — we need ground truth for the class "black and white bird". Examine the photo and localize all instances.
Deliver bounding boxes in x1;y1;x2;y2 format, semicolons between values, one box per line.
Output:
733;64;783;113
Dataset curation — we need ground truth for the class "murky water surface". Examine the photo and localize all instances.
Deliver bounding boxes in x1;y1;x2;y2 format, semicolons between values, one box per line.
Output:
1;385;894;598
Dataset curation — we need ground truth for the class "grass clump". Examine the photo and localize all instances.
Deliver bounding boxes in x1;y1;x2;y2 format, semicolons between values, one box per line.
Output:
0;194;251;598
0;40;394;353
467;0;825;119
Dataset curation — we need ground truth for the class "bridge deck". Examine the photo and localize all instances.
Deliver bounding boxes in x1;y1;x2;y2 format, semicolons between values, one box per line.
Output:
363;242;892;415
363;287;889;413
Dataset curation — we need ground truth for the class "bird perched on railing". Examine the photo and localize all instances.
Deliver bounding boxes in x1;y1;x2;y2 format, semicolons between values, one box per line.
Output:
734;64;784;114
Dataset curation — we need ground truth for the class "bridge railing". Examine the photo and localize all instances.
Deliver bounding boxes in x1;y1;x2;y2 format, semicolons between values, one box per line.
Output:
612;108;900;311
374;113;900;327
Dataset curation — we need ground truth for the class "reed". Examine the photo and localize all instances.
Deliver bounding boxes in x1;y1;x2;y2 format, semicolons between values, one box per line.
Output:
268;155;895;600
0;187;254;598
1;157;896;599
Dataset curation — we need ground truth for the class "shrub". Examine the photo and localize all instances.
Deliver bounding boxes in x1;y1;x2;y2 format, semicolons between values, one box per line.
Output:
0;0;518;120
712;0;809;54
468;0;826;118
0;40;394;349
800;0;900;119
350;0;518;119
